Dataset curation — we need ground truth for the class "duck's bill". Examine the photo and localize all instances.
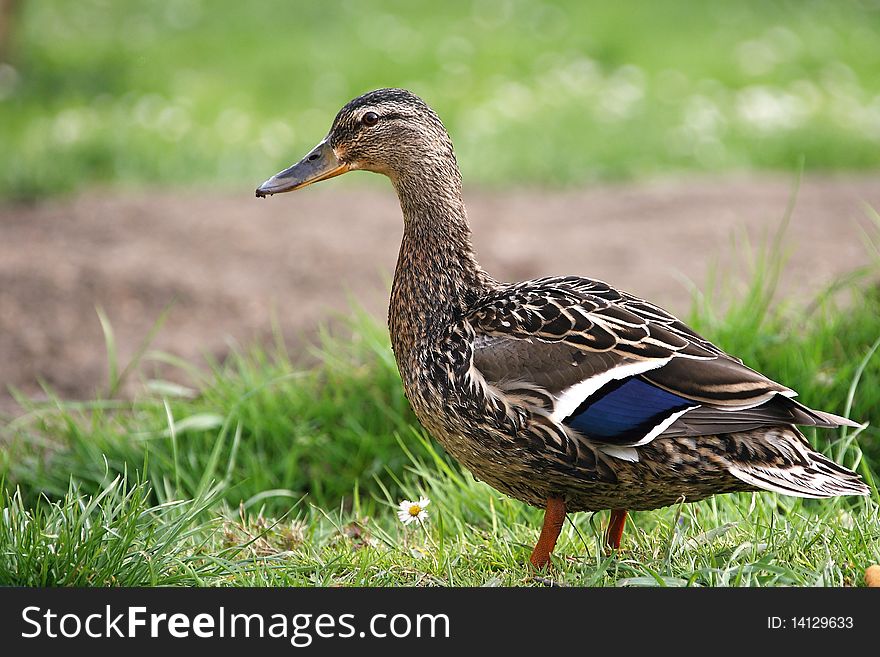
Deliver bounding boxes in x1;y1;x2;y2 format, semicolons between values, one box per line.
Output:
255;138;349;197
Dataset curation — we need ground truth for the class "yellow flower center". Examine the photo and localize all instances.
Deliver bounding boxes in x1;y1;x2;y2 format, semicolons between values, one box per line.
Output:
408;504;422;516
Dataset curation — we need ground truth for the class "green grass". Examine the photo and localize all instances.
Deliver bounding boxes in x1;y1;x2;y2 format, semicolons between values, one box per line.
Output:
2;312;416;511
1;224;879;586
0;476;227;586
2;0;880;199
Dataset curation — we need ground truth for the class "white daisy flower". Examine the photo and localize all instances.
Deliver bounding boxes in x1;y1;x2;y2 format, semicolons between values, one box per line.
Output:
397;497;430;525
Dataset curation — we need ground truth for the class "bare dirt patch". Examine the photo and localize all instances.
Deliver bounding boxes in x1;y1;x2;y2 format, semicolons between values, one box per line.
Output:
1;174;877;415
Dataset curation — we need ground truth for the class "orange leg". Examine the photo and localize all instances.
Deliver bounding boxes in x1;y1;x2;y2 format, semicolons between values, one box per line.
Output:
530;497;567;569
604;508;628;551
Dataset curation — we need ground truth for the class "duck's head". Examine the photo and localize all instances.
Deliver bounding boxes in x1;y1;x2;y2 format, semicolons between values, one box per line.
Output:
256;88;455;197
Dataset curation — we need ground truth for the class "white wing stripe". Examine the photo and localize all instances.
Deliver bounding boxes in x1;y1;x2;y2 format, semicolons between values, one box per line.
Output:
550;357;672;423
630;405;699;446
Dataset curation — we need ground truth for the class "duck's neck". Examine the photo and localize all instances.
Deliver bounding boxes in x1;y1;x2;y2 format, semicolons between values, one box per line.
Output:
388;163;492;351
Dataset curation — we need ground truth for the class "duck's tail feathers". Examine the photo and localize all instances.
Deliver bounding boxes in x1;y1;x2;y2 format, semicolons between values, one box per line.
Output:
788;400;861;429
726;428;870;498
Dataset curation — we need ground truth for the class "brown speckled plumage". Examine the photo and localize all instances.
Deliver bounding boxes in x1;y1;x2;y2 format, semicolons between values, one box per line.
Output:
256;88;868;564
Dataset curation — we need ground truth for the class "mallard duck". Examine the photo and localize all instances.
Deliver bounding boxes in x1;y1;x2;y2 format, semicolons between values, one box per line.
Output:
256;88;869;569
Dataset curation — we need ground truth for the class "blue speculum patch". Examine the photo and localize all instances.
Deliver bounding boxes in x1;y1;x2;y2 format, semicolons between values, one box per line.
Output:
565;377;694;443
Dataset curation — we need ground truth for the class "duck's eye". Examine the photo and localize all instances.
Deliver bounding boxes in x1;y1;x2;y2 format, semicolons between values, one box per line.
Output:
362;111;380;127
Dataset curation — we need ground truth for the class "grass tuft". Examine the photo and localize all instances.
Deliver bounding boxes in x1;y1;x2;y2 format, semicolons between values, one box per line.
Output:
0;473;226;586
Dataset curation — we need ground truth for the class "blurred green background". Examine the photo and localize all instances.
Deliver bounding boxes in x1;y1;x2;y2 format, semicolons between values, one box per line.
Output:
2;0;880;199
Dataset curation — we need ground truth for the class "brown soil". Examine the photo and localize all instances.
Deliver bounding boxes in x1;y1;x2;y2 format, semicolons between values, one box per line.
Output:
1;174;877;415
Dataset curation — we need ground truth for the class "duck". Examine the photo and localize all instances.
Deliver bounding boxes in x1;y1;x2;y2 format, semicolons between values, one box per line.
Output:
255;88;869;569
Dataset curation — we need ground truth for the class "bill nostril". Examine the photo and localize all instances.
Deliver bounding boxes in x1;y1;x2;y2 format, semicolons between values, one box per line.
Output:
307;153;319;162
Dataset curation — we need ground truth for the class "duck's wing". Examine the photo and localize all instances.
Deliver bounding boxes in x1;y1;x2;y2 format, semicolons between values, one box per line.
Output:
467;277;857;451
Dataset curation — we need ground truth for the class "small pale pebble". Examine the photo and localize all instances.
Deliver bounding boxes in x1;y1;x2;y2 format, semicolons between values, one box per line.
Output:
865;565;880;587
